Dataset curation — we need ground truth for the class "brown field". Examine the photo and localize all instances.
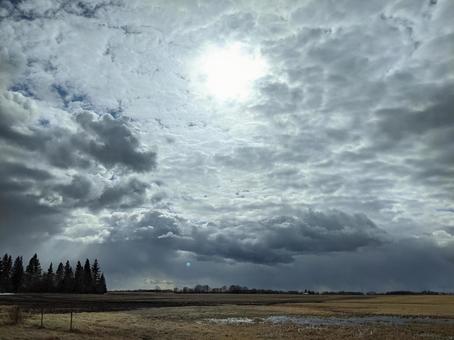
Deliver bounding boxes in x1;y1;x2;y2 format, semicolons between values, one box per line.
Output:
1;293;454;339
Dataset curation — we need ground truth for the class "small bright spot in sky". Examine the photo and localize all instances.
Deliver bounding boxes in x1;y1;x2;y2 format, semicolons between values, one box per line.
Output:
194;42;268;102
186;261;191;267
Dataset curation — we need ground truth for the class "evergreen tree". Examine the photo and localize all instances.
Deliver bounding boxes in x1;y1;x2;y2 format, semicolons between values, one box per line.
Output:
1;254;107;294
62;261;74;293
24;257;32;291
74;261;84;293
98;273;107;294
0;255;3;292
44;263;55;292
11;256;24;292
92;259;100;291
55;262;65;292
25;253;42;292
0;254;13;292
83;259;93;293
92;259;107;293
4;254;12;292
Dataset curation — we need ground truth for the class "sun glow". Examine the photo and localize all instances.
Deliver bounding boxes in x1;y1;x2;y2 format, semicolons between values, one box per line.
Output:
194;43;268;102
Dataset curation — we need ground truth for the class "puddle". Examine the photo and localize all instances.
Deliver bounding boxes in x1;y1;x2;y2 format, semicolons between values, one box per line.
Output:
205;317;256;324
205;315;454;326
268;315;454;326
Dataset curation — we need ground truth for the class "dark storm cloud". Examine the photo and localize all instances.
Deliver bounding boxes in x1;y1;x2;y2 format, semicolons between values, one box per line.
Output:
0;107;156;173
0;53;157;245
92;178;150;211
55;175;93;200
74;112;156;172
0;161;53;181
0;121;154;244
62;226;452;291
262;211;384;253
105;209;386;265
52;174;151;211
0;161;63;241
373;85;454;144
107;211;181;242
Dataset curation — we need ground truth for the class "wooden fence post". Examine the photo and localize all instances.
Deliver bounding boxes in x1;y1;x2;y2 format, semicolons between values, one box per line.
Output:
40;307;44;328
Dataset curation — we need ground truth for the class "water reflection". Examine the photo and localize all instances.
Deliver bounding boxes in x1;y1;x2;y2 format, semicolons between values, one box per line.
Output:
205;315;454;326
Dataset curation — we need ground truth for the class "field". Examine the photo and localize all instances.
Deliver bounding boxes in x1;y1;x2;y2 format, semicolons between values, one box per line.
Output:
1;293;454;339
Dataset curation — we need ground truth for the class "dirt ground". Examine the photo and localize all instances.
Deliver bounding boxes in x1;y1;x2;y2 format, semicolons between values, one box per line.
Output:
1;295;454;339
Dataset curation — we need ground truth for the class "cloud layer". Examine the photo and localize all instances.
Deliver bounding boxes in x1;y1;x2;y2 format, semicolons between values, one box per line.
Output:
1;0;453;291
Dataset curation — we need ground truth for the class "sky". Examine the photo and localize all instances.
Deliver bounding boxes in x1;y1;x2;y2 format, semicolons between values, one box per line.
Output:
0;0;453;291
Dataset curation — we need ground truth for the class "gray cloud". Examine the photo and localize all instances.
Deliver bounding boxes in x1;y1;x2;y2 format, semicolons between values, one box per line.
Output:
74;112;156;172
0;162;63;242
93;177;150;211
103;209;386;265
44;229;453;292
1;0;453;291
0;51;157;245
0;105;156;173
55;175;93;201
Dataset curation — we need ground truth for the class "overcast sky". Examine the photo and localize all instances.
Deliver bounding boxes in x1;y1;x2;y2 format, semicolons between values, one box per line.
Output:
1;0;453;291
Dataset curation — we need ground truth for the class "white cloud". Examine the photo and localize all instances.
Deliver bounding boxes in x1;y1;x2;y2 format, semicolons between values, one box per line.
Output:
1;0;453;290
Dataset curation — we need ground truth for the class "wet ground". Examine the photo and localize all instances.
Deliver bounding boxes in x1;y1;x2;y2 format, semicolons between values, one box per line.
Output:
1;294;454;339
205;314;454;326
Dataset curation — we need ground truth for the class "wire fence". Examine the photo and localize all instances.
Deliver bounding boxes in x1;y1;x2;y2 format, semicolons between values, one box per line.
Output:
0;305;81;332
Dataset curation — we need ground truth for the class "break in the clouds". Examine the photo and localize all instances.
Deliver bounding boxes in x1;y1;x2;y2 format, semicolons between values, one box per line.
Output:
1;0;453;291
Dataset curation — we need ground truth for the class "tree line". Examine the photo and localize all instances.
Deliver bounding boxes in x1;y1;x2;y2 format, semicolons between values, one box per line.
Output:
175;285;304;294
0;253;107;294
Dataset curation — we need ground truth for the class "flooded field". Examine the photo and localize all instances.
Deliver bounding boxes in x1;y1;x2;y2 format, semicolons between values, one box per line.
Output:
206;314;454;327
1;294;454;339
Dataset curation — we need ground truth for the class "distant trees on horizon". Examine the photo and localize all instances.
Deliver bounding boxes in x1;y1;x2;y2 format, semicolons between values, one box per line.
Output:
175;284;305;294
0;253;107;294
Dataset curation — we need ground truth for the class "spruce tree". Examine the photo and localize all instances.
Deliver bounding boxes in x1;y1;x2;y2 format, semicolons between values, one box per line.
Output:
24;257;32;291
0;254;13;292
92;259;100;291
1;254;107;294
44;263;55;292
98;273;107;294
11;256;24;292
7;255;13;291
62;261;74;293
55;262;65;292
0;254;11;293
74;261;84;293
0;255;3;292
83;259;93;293
25;253;43;292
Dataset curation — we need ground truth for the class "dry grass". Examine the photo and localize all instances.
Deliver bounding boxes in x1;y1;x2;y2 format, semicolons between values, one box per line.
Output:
0;295;454;339
0;305;29;326
270;295;454;318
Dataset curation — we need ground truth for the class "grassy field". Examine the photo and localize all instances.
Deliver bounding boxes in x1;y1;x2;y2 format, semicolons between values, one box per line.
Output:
1;293;454;339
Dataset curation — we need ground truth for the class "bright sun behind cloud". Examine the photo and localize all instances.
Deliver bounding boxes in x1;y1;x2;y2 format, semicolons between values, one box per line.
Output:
194;42;268;102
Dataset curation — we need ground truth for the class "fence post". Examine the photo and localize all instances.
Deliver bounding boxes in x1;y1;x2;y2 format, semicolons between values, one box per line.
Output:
40;307;44;328
69;311;73;332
